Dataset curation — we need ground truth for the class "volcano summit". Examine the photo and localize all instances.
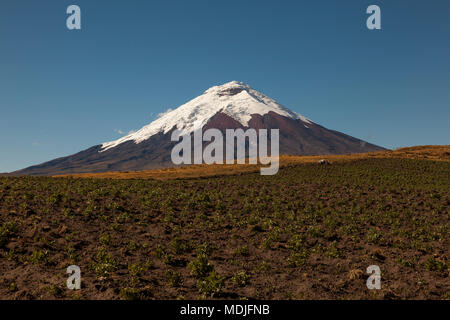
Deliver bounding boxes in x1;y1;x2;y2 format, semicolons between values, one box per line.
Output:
13;81;384;176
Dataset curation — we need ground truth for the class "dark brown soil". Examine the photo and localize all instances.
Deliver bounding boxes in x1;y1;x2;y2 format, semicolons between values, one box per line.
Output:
0;158;448;300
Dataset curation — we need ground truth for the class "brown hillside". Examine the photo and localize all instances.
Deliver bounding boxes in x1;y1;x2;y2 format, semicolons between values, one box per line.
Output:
54;145;450;180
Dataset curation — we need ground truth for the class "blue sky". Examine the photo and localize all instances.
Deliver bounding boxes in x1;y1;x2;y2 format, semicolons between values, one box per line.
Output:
1;0;449;172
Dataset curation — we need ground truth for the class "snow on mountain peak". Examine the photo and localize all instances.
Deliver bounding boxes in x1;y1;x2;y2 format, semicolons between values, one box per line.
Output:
101;81;312;151
204;80;250;95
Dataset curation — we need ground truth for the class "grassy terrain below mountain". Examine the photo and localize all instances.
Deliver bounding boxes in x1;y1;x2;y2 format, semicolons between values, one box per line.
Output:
55;145;449;180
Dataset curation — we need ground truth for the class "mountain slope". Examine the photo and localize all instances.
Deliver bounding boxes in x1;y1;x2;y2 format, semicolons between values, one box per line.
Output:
101;81;311;151
12;81;385;176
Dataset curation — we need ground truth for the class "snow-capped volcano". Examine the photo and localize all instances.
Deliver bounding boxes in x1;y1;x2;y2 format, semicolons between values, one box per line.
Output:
102;81;311;151
13;81;385;176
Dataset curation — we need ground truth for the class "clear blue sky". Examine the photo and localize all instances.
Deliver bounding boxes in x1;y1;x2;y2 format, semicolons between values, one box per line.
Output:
1;0;449;172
